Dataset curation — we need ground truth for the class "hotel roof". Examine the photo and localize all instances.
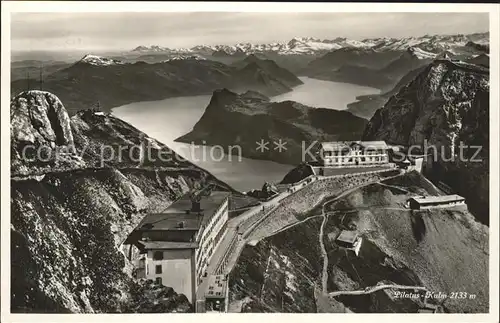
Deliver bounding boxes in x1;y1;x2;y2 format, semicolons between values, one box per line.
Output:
321;141;388;151
138;240;199;250
358;141;389;150
134;191;230;232
321;142;350;151
410;194;465;204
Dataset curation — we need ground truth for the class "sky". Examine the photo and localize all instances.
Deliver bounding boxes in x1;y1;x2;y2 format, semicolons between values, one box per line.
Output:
11;12;489;52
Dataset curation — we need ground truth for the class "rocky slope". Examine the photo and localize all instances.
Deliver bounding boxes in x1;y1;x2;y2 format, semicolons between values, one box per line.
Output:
347;51;490;120
11;55;302;116
362;60;490;224
230;172;488;313
346;65;429;119
10;91;241;313
378;47;436;81
175;89;367;164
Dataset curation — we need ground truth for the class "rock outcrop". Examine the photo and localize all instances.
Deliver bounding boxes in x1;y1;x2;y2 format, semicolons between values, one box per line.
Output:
363;59;489;224
246;182;280;200
10;91;236;313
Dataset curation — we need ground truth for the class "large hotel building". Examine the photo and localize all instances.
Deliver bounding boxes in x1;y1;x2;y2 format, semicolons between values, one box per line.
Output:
125;190;230;305
320;141;390;167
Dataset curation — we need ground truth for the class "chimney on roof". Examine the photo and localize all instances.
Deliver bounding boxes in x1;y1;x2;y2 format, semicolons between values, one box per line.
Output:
177;221;185;229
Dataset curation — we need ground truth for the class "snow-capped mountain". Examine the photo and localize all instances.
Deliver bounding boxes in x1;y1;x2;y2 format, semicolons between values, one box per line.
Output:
406;47;437;60
132;45;192;53
368;33;483;52
378;46;437;81
161;54;207;62
131;32;489;56
79;54;126;66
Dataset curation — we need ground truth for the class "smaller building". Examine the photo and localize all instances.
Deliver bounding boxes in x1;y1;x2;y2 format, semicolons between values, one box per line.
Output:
336;230;363;256
410;156;424;173
396;157;412;170
407;194;466;210
124;191;231;306
204;274;228;313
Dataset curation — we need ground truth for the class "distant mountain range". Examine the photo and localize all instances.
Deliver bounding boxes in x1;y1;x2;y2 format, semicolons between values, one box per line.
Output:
11;32;489;118
303;41;487;92
131;32;489;56
11;54;302;115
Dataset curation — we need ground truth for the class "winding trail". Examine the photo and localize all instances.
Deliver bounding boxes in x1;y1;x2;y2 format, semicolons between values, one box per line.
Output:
319;211;329;293
270;214;323;236
328;284;428;298
315;172;405;295
377;182;412;194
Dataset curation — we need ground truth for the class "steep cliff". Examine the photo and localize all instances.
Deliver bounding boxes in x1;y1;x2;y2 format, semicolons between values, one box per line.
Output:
362;60;489;224
10;91;236;313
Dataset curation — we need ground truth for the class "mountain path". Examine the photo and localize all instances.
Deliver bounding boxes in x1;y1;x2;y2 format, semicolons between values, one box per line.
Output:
317;172;404;295
328;283;428;298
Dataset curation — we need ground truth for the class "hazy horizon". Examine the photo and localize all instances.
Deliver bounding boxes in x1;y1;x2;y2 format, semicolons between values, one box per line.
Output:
11;12;489;52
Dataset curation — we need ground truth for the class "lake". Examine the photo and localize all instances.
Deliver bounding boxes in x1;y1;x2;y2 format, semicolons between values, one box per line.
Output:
112;77;379;191
271;77;380;109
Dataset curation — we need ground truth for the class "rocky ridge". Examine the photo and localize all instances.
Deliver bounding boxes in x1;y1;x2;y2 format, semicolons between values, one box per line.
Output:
362;59;489;224
10;91;236;312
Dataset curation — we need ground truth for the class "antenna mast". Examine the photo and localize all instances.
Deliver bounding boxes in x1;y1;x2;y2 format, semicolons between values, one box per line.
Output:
39;64;43;91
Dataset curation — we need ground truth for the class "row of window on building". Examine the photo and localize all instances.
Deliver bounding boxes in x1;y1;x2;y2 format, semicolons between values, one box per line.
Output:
329;156;387;163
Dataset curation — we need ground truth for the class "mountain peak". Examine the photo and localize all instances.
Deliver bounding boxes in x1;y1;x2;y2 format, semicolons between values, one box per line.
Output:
131;45;173;52
406;47;436;60
79;54;124;66
11;90;77;175
132;45;149;52
244;53;262;62
161;54;206;62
